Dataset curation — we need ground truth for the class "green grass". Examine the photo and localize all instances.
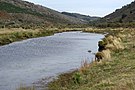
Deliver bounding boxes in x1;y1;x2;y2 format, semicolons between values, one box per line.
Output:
17;86;35;90
48;28;135;90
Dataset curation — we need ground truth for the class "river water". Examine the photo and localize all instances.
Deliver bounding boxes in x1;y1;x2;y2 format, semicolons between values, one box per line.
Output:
0;31;104;90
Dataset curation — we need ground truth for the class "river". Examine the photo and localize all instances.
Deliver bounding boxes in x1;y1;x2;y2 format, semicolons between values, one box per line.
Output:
0;31;104;90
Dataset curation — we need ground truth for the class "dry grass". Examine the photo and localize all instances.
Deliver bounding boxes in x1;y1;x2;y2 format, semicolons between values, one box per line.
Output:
17;86;35;90
95;49;111;61
0;27;85;46
48;28;135;90
0;28;52;45
8;27;134;90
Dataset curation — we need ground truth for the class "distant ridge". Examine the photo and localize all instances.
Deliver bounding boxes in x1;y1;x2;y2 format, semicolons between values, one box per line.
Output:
62;12;100;22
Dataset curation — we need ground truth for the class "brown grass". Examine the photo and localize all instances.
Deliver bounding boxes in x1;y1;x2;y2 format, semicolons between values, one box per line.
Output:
48;28;135;90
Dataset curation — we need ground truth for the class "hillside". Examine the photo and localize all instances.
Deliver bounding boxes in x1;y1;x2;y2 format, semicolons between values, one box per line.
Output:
62;12;100;22
103;1;135;23
91;1;135;28
0;0;84;28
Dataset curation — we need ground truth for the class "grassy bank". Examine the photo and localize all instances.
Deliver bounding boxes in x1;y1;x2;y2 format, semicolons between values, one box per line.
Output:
0;28;124;46
0;28;55;45
0;28;84;46
0;27;124;46
48;28;135;90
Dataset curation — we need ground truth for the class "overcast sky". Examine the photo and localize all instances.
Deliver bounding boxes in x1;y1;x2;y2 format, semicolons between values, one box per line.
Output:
24;0;134;17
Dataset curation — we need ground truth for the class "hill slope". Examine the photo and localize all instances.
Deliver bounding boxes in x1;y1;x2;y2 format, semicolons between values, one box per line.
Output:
62;12;100;22
103;1;135;23
0;0;84;28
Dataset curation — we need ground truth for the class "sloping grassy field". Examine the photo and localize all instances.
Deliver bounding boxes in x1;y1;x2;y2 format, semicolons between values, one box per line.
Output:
48;28;135;90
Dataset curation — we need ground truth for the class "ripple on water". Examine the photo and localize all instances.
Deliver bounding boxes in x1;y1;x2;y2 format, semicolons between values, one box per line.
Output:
0;31;104;90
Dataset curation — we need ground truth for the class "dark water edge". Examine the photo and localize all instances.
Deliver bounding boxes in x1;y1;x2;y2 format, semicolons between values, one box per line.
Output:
0;31;104;90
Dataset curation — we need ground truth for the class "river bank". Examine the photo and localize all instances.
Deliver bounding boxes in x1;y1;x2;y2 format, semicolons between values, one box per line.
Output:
0;27;125;46
0;31;104;90
1;27;135;90
0;27;85;46
48;28;135;90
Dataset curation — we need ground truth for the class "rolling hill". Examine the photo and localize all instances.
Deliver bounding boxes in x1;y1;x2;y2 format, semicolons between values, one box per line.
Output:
102;1;135;23
0;0;85;28
61;12;100;22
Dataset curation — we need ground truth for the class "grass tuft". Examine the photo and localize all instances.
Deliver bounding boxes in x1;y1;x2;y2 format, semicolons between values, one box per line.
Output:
48;28;135;90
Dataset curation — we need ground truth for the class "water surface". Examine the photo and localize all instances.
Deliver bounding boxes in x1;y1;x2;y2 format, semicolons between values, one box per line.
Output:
0;31;104;90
